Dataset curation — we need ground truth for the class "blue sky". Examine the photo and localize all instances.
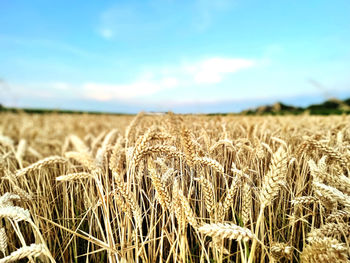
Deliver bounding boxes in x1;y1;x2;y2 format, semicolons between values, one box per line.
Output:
1;0;349;113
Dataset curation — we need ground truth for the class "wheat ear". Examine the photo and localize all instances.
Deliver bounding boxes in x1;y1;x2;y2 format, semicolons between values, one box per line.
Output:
241;183;252;225
0;193;20;208
196;176;215;214
69;134;89;153
313;181;350;208
307;223;350;243
0;244;48;263
181;128;196;165
11;185;33;201
223;175;240;215
148;164;171;211
260;146;288;207
65;151;97;171
95;128;119;167
193;157;225;174
172;180;198;227
112;171;142;226
309;158;350;195
125;112;144;146
131;128;153;166
306;138;349;169
0;135;14;148
271;242;292;259
15;156;67;177
0;228;7;256
198;223;254;242
326;210;350;223
248;146;288;263
109;137;124;171
300;237;348;263
291;196;317;206
15;139;27;168
0;206;31;222
56;172;93;181
209;139;235;153
133;145;185;167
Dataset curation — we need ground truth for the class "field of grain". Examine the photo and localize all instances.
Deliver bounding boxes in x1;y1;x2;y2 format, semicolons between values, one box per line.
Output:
0;112;349;263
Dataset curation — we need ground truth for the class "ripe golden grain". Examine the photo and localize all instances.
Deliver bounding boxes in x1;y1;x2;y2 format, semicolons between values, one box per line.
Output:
1;113;350;263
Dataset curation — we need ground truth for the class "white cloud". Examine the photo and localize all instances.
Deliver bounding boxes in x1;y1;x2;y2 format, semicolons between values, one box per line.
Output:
7;56;255;104
83;57;255;101
81;56;255;101
83;77;178;101
185;57;255;84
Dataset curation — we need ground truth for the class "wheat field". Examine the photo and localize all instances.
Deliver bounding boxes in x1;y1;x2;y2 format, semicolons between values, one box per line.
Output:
0;112;349;263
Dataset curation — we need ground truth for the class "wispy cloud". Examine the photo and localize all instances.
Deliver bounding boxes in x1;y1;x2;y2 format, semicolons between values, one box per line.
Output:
84;77;178;101
4;56;256;106
83;56;255;101
184;57;255;84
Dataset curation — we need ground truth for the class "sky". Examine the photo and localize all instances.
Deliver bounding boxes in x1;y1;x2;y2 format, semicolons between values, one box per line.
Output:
0;0;349;113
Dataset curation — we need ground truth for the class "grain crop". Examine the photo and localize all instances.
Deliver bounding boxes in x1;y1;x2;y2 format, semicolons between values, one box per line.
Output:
0;112;350;262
